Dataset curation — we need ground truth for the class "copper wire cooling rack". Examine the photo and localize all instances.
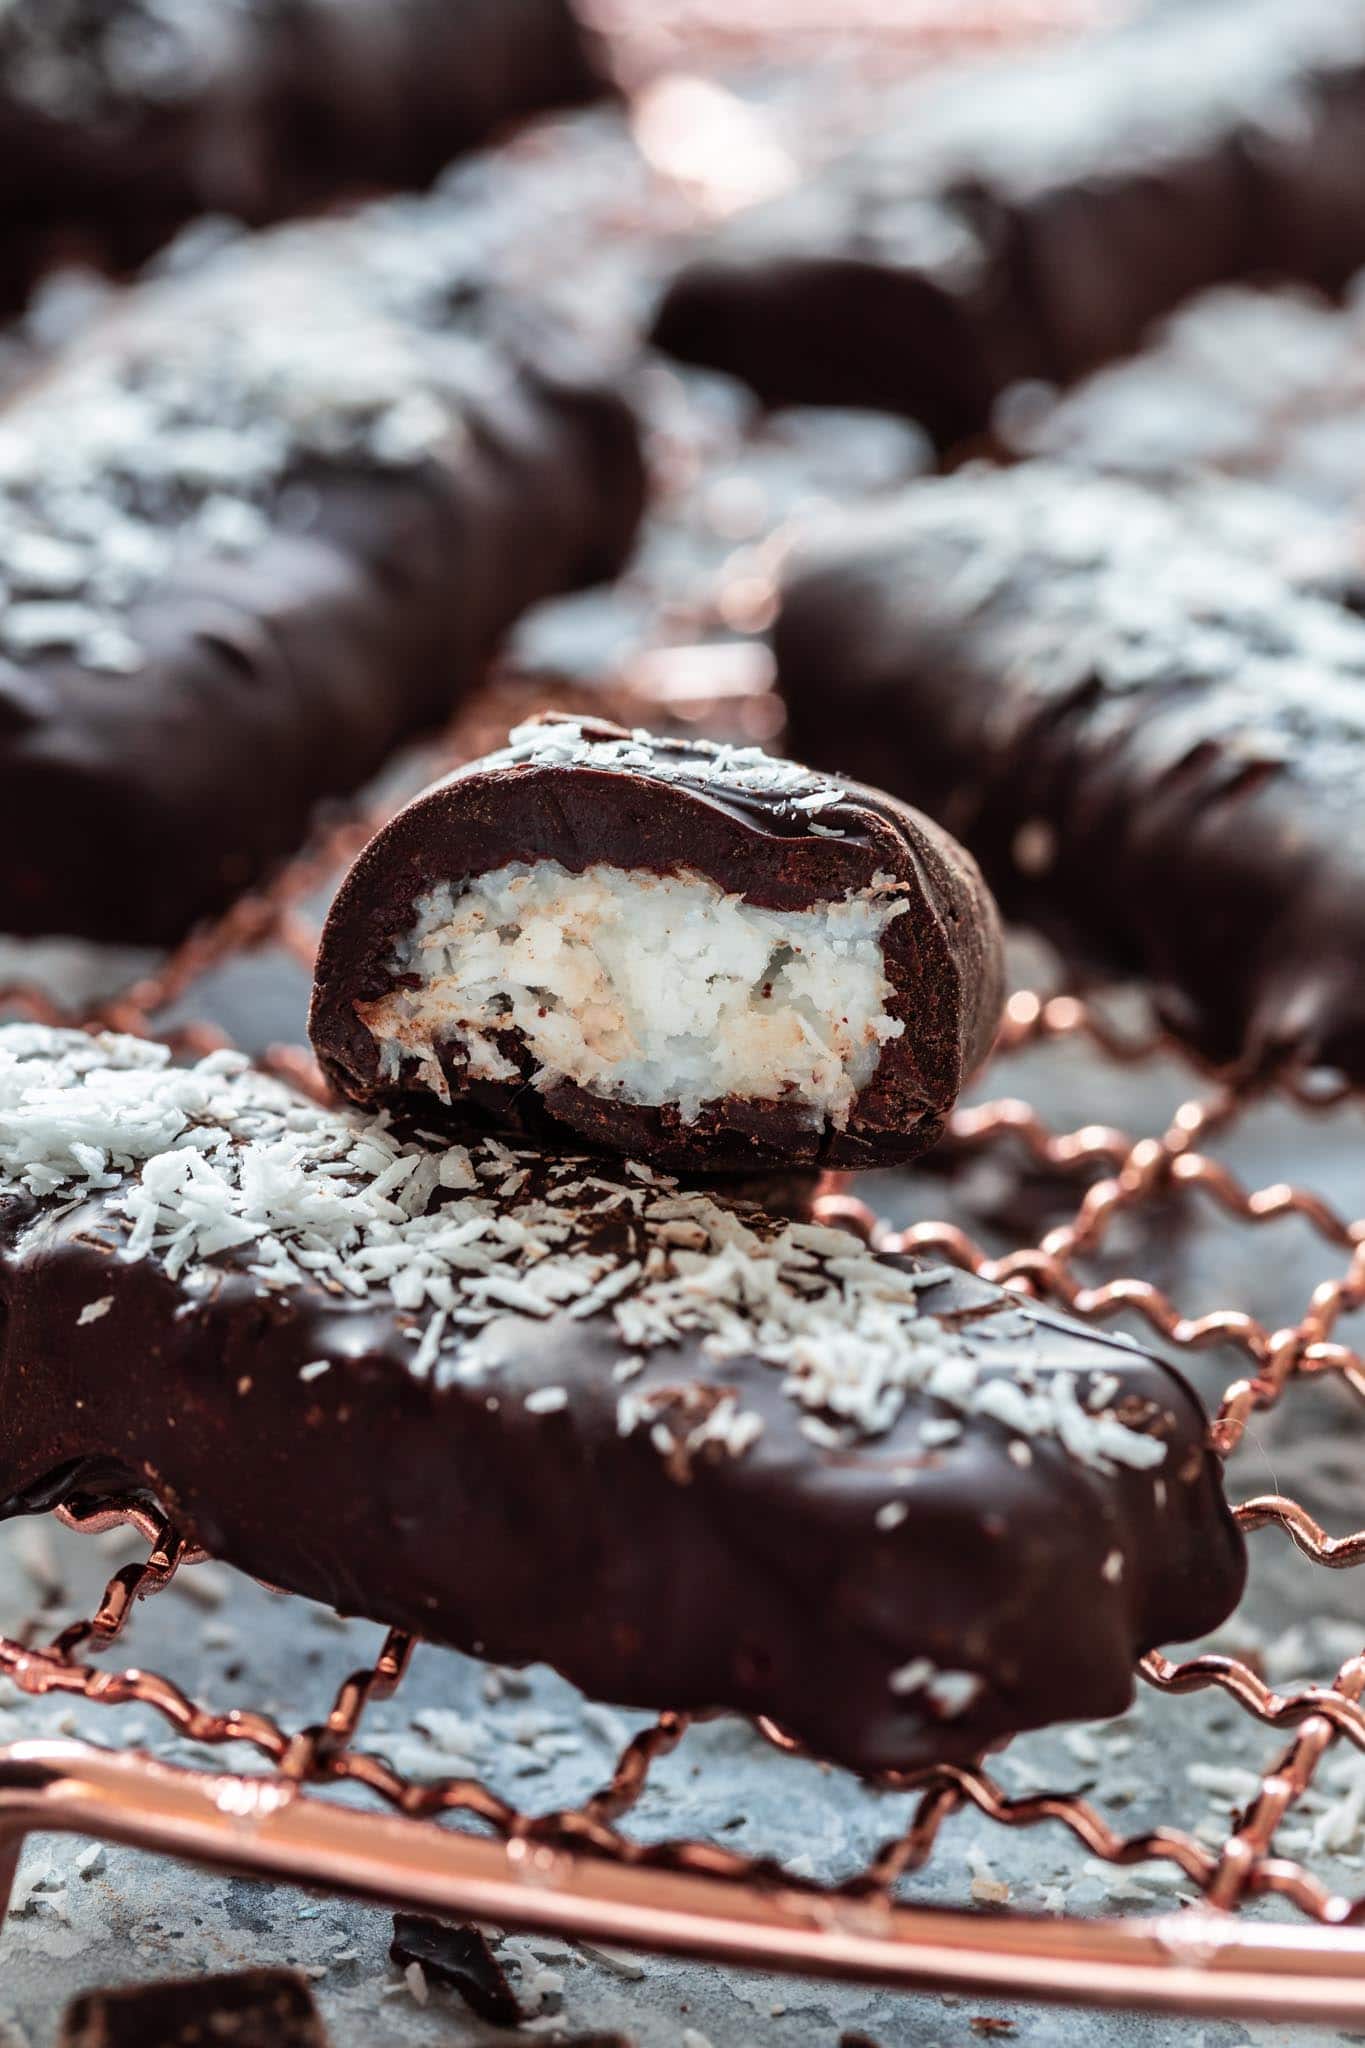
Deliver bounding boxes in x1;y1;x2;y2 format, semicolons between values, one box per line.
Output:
1;681;1364;2026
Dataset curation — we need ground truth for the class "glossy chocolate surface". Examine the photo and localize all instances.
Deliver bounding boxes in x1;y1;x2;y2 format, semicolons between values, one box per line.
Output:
0;1026;1245;1776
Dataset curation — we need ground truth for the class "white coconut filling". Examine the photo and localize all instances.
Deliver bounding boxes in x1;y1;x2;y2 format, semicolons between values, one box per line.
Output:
357;861;909;1126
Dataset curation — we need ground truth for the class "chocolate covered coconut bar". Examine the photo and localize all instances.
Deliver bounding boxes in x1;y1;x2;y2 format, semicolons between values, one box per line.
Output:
1010;272;1365;525
0;0;609;310
0;1025;1244;1774
654;3;1365;445
309;715;1005;1173
0;210;644;947
776;461;1365;1080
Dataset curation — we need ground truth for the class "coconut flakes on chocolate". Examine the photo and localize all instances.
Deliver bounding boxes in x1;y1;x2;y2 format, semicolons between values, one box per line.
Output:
497;714;852;816
0;202;643;946
0;1025;1159;1472
0;1026;1244;1772
310;716;1005;1173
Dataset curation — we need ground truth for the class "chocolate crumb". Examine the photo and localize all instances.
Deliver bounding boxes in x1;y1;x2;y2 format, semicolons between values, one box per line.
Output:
390;1912;523;2026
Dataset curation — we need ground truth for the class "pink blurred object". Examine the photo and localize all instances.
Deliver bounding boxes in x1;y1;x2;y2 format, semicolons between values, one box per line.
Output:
591;0;1119;81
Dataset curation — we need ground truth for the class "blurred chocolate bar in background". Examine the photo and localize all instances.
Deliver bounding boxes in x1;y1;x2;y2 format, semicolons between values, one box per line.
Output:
0;0;611;312
1004;271;1365;528
776;460;1365;1082
654;3;1365;445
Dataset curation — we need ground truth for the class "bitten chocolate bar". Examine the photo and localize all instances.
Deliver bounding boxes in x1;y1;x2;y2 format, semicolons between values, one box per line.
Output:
0;212;644;947
0;1026;1244;1776
776;461;1365;1082
0;0;609;309
309;714;1004;1173
653;4;1365;445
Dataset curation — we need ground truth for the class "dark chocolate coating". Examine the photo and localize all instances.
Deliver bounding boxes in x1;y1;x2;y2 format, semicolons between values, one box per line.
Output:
0;240;644;949
309;715;1004;1171
0;0;609;312
776;461;1365;1080
0;1031;1244;1778
59;1970;328;2048
652;4;1365;445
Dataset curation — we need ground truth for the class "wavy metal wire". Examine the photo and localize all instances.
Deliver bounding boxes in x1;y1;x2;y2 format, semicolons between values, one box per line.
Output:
0;679;1363;2020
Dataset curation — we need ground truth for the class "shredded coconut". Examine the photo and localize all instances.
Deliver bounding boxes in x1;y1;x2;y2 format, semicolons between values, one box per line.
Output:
0;1027;1172;1477
361;859;906;1126
888;1657;984;1717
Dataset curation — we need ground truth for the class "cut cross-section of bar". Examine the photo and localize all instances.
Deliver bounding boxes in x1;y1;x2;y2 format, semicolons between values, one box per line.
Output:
309;715;1004;1171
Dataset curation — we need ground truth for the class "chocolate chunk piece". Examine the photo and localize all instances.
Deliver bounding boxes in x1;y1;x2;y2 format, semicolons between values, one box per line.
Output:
776;460;1365;1080
309;714;1004;1172
390;1914;523;2025
0;0;609;312
653;4;1365;444
59;1969;328;2047
0;210;643;947
0;1026;1245;1775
